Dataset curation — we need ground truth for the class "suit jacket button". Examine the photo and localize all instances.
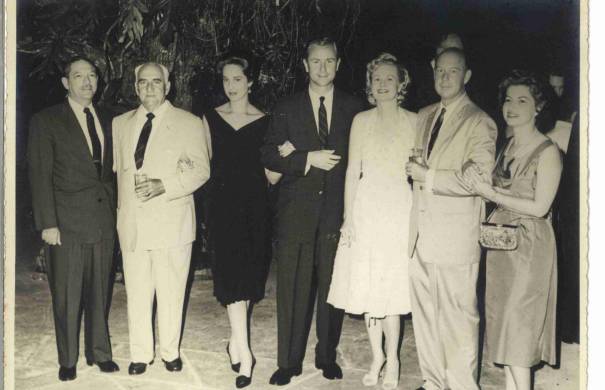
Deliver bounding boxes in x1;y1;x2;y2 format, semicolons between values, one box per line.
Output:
318;190;323;195
98;198;103;202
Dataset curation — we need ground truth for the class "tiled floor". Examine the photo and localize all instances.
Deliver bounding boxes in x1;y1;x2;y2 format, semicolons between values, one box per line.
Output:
14;261;580;390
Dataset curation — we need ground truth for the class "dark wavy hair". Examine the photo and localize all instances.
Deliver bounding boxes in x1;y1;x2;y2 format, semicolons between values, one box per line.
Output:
498;69;551;132
365;53;410;106
62;56;98;78
216;54;256;81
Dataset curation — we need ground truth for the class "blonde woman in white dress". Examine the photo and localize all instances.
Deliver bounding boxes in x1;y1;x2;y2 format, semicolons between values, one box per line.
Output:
327;53;417;390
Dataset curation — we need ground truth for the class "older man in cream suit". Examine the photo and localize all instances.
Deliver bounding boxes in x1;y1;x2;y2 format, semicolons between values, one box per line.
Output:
406;48;497;390
113;62;210;375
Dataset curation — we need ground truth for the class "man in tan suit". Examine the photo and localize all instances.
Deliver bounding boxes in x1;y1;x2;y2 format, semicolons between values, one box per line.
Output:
113;62;210;375
405;48;497;390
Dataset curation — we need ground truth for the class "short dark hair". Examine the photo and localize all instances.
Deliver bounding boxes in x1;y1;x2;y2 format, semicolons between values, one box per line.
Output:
216;55;255;80
434;47;469;70
62;56;97;78
305;37;338;59
498;69;548;110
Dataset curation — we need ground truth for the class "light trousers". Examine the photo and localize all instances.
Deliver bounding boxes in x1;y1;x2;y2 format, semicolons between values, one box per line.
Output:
123;243;192;362
409;250;480;390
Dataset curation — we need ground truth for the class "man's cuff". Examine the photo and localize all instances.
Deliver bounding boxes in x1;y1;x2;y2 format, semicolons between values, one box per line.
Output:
304;153;311;175
425;169;436;193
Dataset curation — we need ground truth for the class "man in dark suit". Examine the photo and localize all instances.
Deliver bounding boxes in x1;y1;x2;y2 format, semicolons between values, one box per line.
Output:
28;57;119;381
261;37;364;386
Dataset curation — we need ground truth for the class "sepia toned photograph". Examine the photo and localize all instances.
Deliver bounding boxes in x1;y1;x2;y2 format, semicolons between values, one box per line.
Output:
6;0;586;389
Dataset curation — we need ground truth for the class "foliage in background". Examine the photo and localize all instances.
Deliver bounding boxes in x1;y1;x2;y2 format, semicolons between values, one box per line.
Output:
18;0;361;112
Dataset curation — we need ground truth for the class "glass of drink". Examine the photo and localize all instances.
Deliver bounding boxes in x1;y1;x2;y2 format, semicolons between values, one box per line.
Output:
409;148;424;165
134;172;148;187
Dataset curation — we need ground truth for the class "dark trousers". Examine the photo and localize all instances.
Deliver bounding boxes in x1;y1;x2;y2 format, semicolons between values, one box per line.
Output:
46;238;114;367
275;233;344;369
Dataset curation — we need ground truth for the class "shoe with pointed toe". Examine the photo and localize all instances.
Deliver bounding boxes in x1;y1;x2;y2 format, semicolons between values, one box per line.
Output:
162;357;183;372
235;358;256;388
269;366;302;386
362;359;385;386
128;362;148;375
226;343;241;373
382;360;399;390
58;366;76;381
95;360;120;373
315;362;343;380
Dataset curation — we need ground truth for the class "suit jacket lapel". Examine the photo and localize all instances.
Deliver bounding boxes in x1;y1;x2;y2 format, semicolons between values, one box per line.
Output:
422;106;438;161
61;102;97;166
329;89;346;146
94;104;113;177
428;95;472;163
299;92;322;149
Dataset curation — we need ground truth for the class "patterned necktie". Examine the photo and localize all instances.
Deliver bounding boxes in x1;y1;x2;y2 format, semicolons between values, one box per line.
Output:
427;107;446;159
134;113;155;169
318;96;328;146
83;107;102;177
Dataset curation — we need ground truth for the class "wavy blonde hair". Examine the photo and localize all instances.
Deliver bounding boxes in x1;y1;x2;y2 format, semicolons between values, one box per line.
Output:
365;52;410;106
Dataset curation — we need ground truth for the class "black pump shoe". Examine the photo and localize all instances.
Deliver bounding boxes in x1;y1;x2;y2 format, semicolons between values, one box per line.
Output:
226;343;241;373
235;358;256;388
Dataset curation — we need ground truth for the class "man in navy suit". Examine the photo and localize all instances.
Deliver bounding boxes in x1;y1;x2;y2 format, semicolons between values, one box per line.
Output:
261;37;364;386
28;57;119;381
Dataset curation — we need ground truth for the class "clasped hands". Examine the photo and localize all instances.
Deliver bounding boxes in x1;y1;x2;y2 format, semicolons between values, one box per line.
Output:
461;160;496;200
135;178;165;201
278;140;341;171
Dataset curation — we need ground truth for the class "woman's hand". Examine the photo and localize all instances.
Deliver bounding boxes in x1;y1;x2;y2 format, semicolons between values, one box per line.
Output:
339;219;356;247
278;140;296;157
463;162;496;200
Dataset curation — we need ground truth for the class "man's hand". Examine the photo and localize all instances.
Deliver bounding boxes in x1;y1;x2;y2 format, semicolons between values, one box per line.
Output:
278;141;296;157
135;178;166;202
42;227;61;245
308;150;341;171
405;161;428;182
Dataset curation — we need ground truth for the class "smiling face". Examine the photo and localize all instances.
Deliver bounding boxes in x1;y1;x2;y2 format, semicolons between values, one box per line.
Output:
370;63;401;103
434;50;471;105
303;43;340;91
222;63;251;103
136;64;170;112
61;59;98;106
502;84;538;129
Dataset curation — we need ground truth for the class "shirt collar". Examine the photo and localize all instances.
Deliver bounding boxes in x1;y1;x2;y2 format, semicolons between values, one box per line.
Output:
67;96;94;113
136;100;169;120
308;86;334;104
439;91;466;114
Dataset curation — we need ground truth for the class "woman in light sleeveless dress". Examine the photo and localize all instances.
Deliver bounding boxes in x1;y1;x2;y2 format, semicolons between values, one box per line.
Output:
327;53;416;390
465;70;561;390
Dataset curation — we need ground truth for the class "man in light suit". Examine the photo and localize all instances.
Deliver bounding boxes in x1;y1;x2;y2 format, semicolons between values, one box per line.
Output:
28;57;119;381
405;48;497;390
261;37;364;386
113;62;210;375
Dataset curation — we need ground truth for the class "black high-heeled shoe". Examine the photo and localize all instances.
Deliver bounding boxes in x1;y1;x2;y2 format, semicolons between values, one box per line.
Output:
226;343;241;373
235;357;256;388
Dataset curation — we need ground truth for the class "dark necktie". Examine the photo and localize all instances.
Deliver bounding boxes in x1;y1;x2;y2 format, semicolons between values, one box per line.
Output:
83;107;102;177
318;96;328;146
427;107;446;159
134;113;155;169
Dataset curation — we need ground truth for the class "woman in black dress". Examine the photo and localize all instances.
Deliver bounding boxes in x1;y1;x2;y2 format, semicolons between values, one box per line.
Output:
203;55;275;388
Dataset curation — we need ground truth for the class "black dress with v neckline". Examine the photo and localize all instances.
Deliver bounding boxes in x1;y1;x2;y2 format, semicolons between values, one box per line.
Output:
206;108;271;306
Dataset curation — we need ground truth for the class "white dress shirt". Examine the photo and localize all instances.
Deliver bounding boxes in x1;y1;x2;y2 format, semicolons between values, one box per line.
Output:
67;97;104;158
